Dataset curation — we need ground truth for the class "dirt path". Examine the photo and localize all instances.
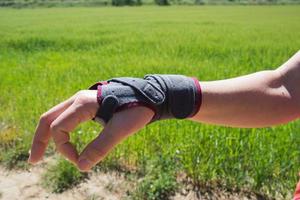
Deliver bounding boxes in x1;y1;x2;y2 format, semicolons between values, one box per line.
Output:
0;158;285;200
0;158;129;200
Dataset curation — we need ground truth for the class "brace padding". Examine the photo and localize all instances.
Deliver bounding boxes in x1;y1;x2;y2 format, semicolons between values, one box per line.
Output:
89;74;201;124
144;74;200;120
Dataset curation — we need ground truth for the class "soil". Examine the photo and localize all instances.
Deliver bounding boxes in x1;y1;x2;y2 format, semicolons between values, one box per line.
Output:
0;157;284;200
0;158;129;200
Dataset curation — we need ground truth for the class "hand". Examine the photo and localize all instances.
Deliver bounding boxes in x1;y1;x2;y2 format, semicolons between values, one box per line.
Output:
28;90;154;171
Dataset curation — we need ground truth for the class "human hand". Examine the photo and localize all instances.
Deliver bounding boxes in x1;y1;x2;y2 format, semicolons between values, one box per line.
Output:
28;90;154;171
28;74;200;171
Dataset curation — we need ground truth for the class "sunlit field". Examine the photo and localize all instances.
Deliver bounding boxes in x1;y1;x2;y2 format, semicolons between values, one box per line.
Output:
0;6;300;198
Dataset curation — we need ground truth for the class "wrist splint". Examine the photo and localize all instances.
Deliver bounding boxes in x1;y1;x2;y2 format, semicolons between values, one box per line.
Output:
89;74;202;124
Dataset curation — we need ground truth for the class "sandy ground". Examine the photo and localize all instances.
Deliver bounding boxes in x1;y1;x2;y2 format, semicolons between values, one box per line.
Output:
0;158;129;200
0;158;281;200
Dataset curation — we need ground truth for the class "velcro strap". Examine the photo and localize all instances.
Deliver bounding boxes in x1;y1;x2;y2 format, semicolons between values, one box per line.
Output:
95;95;119;124
108;77;165;105
145;74;199;119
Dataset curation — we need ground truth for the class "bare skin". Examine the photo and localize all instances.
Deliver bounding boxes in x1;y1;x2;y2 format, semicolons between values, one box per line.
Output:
28;51;300;198
192;51;300;127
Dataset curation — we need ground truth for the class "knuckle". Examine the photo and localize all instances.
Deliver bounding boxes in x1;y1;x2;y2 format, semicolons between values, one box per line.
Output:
75;95;87;104
75;92;89;106
74;93;98;118
49;123;69;145
75;90;86;98
49;122;60;135
39;113;52;125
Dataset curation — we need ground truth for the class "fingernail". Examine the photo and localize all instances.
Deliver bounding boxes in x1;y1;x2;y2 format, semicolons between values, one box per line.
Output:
78;159;91;171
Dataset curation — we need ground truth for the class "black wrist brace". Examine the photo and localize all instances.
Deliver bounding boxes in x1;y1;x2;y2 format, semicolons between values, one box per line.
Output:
88;74;202;124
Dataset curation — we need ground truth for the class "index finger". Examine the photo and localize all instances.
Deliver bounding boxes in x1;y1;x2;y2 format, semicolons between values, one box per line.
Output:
50;96;99;165
28;94;77;164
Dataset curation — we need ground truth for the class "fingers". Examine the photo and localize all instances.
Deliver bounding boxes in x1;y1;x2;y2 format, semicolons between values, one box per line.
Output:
50;100;96;165
28;94;77;164
77;106;154;172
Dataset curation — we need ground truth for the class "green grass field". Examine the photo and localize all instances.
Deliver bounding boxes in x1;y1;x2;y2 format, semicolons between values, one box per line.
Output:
0;6;300;199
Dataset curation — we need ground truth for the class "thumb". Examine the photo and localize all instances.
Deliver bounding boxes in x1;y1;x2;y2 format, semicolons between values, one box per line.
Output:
77;106;154;172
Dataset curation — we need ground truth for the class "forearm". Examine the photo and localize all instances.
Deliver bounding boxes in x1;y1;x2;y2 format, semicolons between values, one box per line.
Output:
191;69;300;128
